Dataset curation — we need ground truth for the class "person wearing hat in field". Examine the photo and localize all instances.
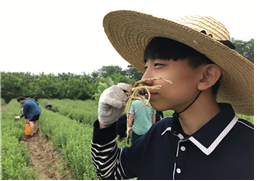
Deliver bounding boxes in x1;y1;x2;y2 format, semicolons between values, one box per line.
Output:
91;11;254;180
15;97;42;139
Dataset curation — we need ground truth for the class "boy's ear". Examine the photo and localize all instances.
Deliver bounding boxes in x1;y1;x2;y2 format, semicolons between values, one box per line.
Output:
198;64;221;90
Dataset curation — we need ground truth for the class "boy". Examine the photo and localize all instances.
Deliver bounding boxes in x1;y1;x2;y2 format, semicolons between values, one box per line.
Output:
91;11;253;179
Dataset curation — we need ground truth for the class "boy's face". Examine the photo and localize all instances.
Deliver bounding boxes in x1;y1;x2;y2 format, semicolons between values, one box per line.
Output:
142;58;204;112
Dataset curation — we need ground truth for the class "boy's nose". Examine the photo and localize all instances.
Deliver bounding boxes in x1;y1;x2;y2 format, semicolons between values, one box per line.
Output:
141;72;154;86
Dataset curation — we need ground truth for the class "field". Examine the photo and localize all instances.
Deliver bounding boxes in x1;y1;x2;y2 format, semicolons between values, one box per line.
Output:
1;98;254;180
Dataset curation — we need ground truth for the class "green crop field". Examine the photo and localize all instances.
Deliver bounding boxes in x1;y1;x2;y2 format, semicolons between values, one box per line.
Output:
1;98;254;180
1;100;36;180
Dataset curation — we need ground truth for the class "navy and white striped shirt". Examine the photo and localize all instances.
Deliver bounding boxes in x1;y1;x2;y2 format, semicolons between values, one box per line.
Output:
91;103;254;179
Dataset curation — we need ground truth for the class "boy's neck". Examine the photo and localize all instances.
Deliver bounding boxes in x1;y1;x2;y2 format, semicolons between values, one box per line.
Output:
178;91;221;135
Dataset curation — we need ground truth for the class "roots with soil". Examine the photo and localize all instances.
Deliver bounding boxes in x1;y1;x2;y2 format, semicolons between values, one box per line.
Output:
124;77;172;128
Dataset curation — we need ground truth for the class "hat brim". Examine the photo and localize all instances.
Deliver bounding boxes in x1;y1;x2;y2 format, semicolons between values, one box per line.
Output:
103;10;254;116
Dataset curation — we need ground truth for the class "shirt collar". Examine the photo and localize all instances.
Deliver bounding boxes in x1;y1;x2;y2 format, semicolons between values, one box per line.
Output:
162;103;238;155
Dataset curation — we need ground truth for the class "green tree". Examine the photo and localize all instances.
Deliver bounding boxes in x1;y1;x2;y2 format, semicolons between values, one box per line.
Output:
125;65;143;81
1;72;26;103
97;65;126;79
232;38;254;63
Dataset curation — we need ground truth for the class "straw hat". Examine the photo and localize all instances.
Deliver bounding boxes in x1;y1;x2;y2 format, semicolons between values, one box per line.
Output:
103;10;254;116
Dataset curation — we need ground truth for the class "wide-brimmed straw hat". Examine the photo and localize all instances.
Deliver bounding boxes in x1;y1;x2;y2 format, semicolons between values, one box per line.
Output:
103;10;254;116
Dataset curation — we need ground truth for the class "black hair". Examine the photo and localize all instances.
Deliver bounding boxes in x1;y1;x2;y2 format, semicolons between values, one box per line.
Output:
24;94;30;98
17;97;24;102
143;37;221;96
45;103;52;108
138;90;145;96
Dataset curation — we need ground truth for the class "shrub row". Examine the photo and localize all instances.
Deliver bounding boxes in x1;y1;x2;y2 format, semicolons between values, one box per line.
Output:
38;106;98;180
1;98;5;106
1;100;35;180
38;99;98;125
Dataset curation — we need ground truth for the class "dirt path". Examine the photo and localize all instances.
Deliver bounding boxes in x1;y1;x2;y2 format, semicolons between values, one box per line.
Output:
23;131;74;180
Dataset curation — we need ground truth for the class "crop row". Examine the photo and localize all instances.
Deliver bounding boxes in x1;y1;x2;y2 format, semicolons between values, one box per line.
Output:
38;98;254;125
38;104;98;180
38;99;98;125
1;100;36;180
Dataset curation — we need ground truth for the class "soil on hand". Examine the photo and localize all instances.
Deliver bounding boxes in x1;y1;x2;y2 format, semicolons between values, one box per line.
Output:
23;132;74;180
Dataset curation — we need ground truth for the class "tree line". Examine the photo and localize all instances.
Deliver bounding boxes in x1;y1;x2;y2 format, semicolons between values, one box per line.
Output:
1;38;253;103
1;65;143;103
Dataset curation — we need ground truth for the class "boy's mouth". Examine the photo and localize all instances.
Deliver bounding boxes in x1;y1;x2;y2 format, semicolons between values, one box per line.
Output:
145;92;158;100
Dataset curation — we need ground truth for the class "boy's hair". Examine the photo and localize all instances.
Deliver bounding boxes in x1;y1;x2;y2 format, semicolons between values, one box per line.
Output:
144;37;221;96
17;97;25;102
24;94;30;98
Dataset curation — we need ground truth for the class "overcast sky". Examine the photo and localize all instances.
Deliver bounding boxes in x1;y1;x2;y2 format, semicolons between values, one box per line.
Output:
0;0;255;75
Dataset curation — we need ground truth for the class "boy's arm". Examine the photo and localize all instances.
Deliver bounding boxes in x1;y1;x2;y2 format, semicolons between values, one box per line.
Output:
92;120;139;179
92;120;135;179
92;83;133;179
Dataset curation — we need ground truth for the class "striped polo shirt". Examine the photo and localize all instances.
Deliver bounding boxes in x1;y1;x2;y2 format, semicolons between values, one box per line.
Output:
91;103;254;179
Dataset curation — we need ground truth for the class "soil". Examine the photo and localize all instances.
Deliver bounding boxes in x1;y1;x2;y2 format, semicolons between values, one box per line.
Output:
22;131;74;180
2;104;74;180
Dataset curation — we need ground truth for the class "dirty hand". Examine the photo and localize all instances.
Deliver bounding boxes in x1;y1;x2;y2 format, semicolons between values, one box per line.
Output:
98;83;130;125
14;116;20;119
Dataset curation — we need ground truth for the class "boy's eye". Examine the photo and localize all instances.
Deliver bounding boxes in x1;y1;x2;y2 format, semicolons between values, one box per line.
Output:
155;63;164;67
144;66;148;70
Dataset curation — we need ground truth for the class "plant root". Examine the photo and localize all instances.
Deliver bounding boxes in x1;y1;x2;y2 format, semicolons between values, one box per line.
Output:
124;77;172;129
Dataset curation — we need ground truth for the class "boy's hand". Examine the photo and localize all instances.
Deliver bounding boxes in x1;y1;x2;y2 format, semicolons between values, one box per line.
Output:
98;83;130;126
14;116;20;119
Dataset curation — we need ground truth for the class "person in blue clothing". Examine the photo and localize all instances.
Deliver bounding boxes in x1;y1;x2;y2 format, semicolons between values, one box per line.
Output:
127;90;156;144
15;97;42;139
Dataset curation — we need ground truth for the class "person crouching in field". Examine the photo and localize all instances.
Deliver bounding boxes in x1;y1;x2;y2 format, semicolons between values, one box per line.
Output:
45;103;56;112
15;97;42;139
91;10;254;180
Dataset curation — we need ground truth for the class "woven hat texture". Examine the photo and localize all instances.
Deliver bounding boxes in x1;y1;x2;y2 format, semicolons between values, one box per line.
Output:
103;10;254;116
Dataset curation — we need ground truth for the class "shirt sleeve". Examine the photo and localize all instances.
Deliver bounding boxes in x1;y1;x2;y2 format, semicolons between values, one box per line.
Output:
33;100;39;105
20;113;24;118
91;120;138;179
20;104;29;119
129;102;136;114
152;108;156;115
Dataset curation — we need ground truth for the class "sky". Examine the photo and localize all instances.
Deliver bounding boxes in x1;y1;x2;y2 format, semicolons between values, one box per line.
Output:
0;0;255;75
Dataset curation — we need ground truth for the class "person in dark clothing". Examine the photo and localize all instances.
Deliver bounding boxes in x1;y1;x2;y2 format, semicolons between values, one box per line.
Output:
45;103;55;112
116;113;127;141
91;11;254;180
155;111;164;122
